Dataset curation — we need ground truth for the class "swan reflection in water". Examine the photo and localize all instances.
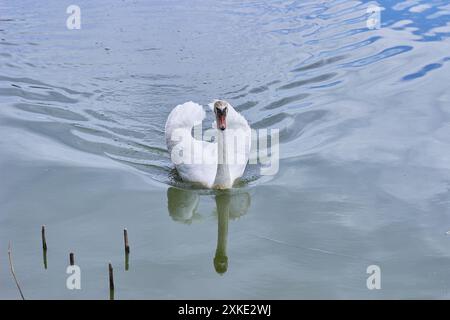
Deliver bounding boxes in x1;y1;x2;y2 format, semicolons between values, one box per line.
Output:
167;187;251;274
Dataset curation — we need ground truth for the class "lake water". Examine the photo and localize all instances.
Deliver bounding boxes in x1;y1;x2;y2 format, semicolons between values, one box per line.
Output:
1;0;450;299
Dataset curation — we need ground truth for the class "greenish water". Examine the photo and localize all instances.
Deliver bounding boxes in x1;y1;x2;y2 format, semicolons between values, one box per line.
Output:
1;0;450;299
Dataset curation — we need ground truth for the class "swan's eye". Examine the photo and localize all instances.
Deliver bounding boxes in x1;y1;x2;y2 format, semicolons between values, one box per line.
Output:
215;107;227;116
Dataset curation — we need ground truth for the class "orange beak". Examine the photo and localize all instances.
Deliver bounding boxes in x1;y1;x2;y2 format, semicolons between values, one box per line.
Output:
217;114;226;131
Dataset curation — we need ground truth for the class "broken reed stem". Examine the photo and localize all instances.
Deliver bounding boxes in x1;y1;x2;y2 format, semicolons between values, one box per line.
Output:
108;263;114;290
124;228;130;271
41;225;48;269
8;242;25;300
125;252;129;271
69;252;75;266
43;249;48;270
41;225;47;251
123;228;130;254
109;262;115;300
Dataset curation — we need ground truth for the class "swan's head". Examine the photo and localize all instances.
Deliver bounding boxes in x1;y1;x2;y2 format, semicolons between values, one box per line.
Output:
214;100;229;131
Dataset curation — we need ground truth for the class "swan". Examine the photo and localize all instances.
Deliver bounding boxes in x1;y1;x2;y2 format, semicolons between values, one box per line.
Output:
165;100;251;189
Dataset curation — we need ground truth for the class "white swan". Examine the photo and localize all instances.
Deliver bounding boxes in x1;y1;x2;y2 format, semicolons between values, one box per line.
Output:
165;100;251;189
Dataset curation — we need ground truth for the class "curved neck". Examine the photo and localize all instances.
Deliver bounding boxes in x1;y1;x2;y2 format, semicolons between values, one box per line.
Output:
214;130;231;188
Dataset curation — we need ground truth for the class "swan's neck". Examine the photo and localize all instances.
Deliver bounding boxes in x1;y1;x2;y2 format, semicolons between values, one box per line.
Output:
214;130;232;188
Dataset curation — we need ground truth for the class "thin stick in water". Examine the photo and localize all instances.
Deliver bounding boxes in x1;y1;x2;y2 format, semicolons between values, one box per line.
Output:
124;228;130;271
8;242;25;300
125;251;129;271
43;249;48;270
109;262;115;300
41;225;47;251
69;252;75;266
124;228;130;254
42;225;48;269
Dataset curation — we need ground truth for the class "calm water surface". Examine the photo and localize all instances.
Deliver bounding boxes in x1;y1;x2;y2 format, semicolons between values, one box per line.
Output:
1;0;450;299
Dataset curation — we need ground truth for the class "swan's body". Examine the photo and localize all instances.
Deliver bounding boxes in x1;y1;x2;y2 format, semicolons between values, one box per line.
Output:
165;100;251;189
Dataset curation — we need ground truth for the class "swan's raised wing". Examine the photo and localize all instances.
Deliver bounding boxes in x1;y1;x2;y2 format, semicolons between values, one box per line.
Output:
165;101;217;188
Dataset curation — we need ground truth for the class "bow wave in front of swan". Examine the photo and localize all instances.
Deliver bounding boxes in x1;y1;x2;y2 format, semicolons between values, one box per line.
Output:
165;100;251;189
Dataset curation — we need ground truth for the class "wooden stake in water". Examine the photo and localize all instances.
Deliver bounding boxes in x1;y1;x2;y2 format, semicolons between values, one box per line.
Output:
109;262;115;300
43;249;48;270
125;252;130;271
41;225;47;251
41;225;48;269
124;228;130;254
124;228;130;270
69;252;75;266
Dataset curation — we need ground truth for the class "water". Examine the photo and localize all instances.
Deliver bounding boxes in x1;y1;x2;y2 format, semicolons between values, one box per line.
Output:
1;0;450;299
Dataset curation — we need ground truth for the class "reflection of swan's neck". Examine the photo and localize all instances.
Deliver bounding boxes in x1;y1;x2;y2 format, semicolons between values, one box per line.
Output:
214;130;231;188
216;201;229;255
214;194;229;274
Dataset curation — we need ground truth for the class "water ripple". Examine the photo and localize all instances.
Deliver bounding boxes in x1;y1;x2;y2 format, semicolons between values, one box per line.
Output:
0;0;449;191
341;45;413;68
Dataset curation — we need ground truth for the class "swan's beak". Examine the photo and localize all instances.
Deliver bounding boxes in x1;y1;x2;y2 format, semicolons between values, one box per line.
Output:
214;102;228;131
217;114;226;131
